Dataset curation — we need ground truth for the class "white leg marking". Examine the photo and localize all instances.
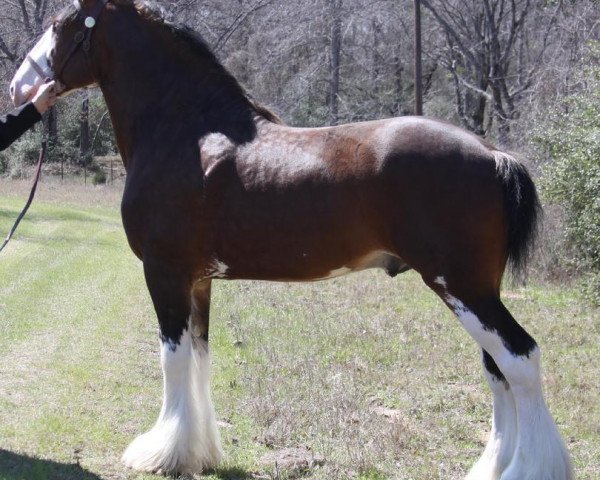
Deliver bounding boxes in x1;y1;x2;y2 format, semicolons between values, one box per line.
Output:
122;322;223;473
322;266;352;279
205;260;229;279
434;283;572;480
466;370;517;480
499;348;573;480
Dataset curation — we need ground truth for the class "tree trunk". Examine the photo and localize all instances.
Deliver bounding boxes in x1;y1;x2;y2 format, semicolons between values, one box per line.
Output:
413;0;423;115
80;96;91;165
394;51;404;115
328;0;342;126
371;18;382;91
46;107;58;148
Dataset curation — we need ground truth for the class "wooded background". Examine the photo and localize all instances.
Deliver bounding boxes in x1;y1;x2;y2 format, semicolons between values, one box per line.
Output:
0;0;599;296
0;0;597;149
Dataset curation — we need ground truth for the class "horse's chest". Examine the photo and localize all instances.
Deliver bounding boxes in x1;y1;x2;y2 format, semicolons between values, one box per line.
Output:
120;170;207;258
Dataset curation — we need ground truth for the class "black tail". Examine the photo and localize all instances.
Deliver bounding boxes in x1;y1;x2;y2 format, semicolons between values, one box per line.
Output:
493;151;542;278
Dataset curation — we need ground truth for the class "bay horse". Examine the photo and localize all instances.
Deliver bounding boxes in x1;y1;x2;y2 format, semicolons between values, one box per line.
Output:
9;1;573;479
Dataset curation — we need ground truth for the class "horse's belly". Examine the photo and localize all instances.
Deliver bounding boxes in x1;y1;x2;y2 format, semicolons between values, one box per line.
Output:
205;248;407;282
313;250;408;280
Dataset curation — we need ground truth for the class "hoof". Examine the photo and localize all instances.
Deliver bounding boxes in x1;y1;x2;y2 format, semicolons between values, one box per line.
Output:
498;436;573;480
122;425;223;475
498;455;573;480
465;457;503;480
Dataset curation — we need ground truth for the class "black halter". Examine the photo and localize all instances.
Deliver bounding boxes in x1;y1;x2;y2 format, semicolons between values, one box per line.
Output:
1;0;110;256
28;0;109;89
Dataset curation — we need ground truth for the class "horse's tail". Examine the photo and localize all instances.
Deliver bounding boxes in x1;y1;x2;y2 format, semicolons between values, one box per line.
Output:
493;151;542;278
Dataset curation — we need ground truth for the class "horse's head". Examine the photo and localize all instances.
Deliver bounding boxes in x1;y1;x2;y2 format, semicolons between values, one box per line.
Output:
10;0;114;106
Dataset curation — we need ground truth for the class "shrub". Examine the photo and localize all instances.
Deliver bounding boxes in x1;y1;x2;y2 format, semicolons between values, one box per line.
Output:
538;43;600;303
0;127;44;177
92;169;107;185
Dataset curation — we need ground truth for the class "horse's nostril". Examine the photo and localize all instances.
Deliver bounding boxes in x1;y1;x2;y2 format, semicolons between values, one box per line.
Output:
9;84;15;97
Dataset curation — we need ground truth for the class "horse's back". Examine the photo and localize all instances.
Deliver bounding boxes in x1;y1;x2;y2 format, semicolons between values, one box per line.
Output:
252;115;499;180
204;116;510;282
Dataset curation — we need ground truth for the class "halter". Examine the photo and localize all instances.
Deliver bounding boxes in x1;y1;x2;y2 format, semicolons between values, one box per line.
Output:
1;0;110;256
28;0;109;88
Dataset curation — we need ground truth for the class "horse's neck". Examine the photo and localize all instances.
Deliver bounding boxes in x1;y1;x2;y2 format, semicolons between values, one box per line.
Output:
100;24;256;167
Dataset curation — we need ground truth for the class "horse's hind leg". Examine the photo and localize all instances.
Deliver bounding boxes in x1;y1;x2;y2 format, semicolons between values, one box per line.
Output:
426;277;573;480
121;262;222;474
466;350;517;480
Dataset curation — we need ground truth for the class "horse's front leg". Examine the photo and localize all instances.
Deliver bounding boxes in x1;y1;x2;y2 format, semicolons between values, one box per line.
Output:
122;260;222;474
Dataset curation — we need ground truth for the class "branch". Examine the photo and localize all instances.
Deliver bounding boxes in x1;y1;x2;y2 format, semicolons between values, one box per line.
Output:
421;0;479;68
213;0;277;52
91;109;110;151
0;36;17;63
17;0;32;35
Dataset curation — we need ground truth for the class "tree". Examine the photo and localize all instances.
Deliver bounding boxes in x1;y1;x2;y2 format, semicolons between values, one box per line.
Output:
538;44;600;302
79;93;91;165
421;0;561;145
328;0;342;125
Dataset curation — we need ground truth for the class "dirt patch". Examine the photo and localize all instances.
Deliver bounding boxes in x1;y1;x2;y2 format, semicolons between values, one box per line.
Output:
260;446;325;471
502;290;528;300
369;404;403;423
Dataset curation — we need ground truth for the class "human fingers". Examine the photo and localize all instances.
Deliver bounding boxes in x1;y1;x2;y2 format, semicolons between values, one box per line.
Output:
44;80;56;93
47;92;58;106
32;82;57;112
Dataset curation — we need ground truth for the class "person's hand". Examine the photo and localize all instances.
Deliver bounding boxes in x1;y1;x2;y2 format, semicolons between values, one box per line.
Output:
31;81;57;114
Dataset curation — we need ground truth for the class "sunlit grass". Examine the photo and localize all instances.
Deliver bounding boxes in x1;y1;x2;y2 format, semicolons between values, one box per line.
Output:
0;178;598;479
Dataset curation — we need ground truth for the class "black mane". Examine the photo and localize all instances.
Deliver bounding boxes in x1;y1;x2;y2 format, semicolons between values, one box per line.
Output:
129;0;283;124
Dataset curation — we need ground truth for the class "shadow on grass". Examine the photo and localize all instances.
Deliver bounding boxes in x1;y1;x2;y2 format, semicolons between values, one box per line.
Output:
0;449;102;480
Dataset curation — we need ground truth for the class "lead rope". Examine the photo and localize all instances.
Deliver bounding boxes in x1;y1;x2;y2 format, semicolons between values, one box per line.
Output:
0;140;47;254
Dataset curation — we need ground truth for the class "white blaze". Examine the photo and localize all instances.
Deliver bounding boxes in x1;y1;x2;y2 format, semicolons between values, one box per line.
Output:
10;27;55;106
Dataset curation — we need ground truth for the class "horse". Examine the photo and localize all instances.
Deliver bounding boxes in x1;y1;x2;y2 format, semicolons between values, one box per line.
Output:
9;1;573;479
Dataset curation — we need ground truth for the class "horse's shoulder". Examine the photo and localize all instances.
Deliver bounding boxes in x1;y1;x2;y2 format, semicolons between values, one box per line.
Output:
199;132;236;176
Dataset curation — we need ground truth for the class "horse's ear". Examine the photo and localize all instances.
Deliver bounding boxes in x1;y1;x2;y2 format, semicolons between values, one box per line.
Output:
79;0;108;12
78;0;112;22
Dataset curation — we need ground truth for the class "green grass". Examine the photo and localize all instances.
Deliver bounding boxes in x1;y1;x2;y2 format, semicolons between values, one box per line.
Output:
0;181;598;479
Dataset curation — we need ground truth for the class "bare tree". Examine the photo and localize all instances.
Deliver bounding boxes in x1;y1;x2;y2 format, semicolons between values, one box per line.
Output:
422;0;561;145
328;0;342;125
79;93;90;164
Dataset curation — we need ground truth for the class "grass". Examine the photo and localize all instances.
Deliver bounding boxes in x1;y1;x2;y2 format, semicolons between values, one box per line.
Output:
0;177;598;480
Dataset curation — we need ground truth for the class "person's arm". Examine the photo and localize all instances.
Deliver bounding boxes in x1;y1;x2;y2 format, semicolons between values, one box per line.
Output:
0;103;42;151
0;81;57;152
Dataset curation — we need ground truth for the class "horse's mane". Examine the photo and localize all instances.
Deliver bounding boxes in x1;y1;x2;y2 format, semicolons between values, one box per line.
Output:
115;0;283;125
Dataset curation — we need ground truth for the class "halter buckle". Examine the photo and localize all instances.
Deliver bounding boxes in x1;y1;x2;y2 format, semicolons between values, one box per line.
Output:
74;31;85;43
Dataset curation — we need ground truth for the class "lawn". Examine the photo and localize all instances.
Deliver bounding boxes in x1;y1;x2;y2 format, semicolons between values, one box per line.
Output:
0;178;598;480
